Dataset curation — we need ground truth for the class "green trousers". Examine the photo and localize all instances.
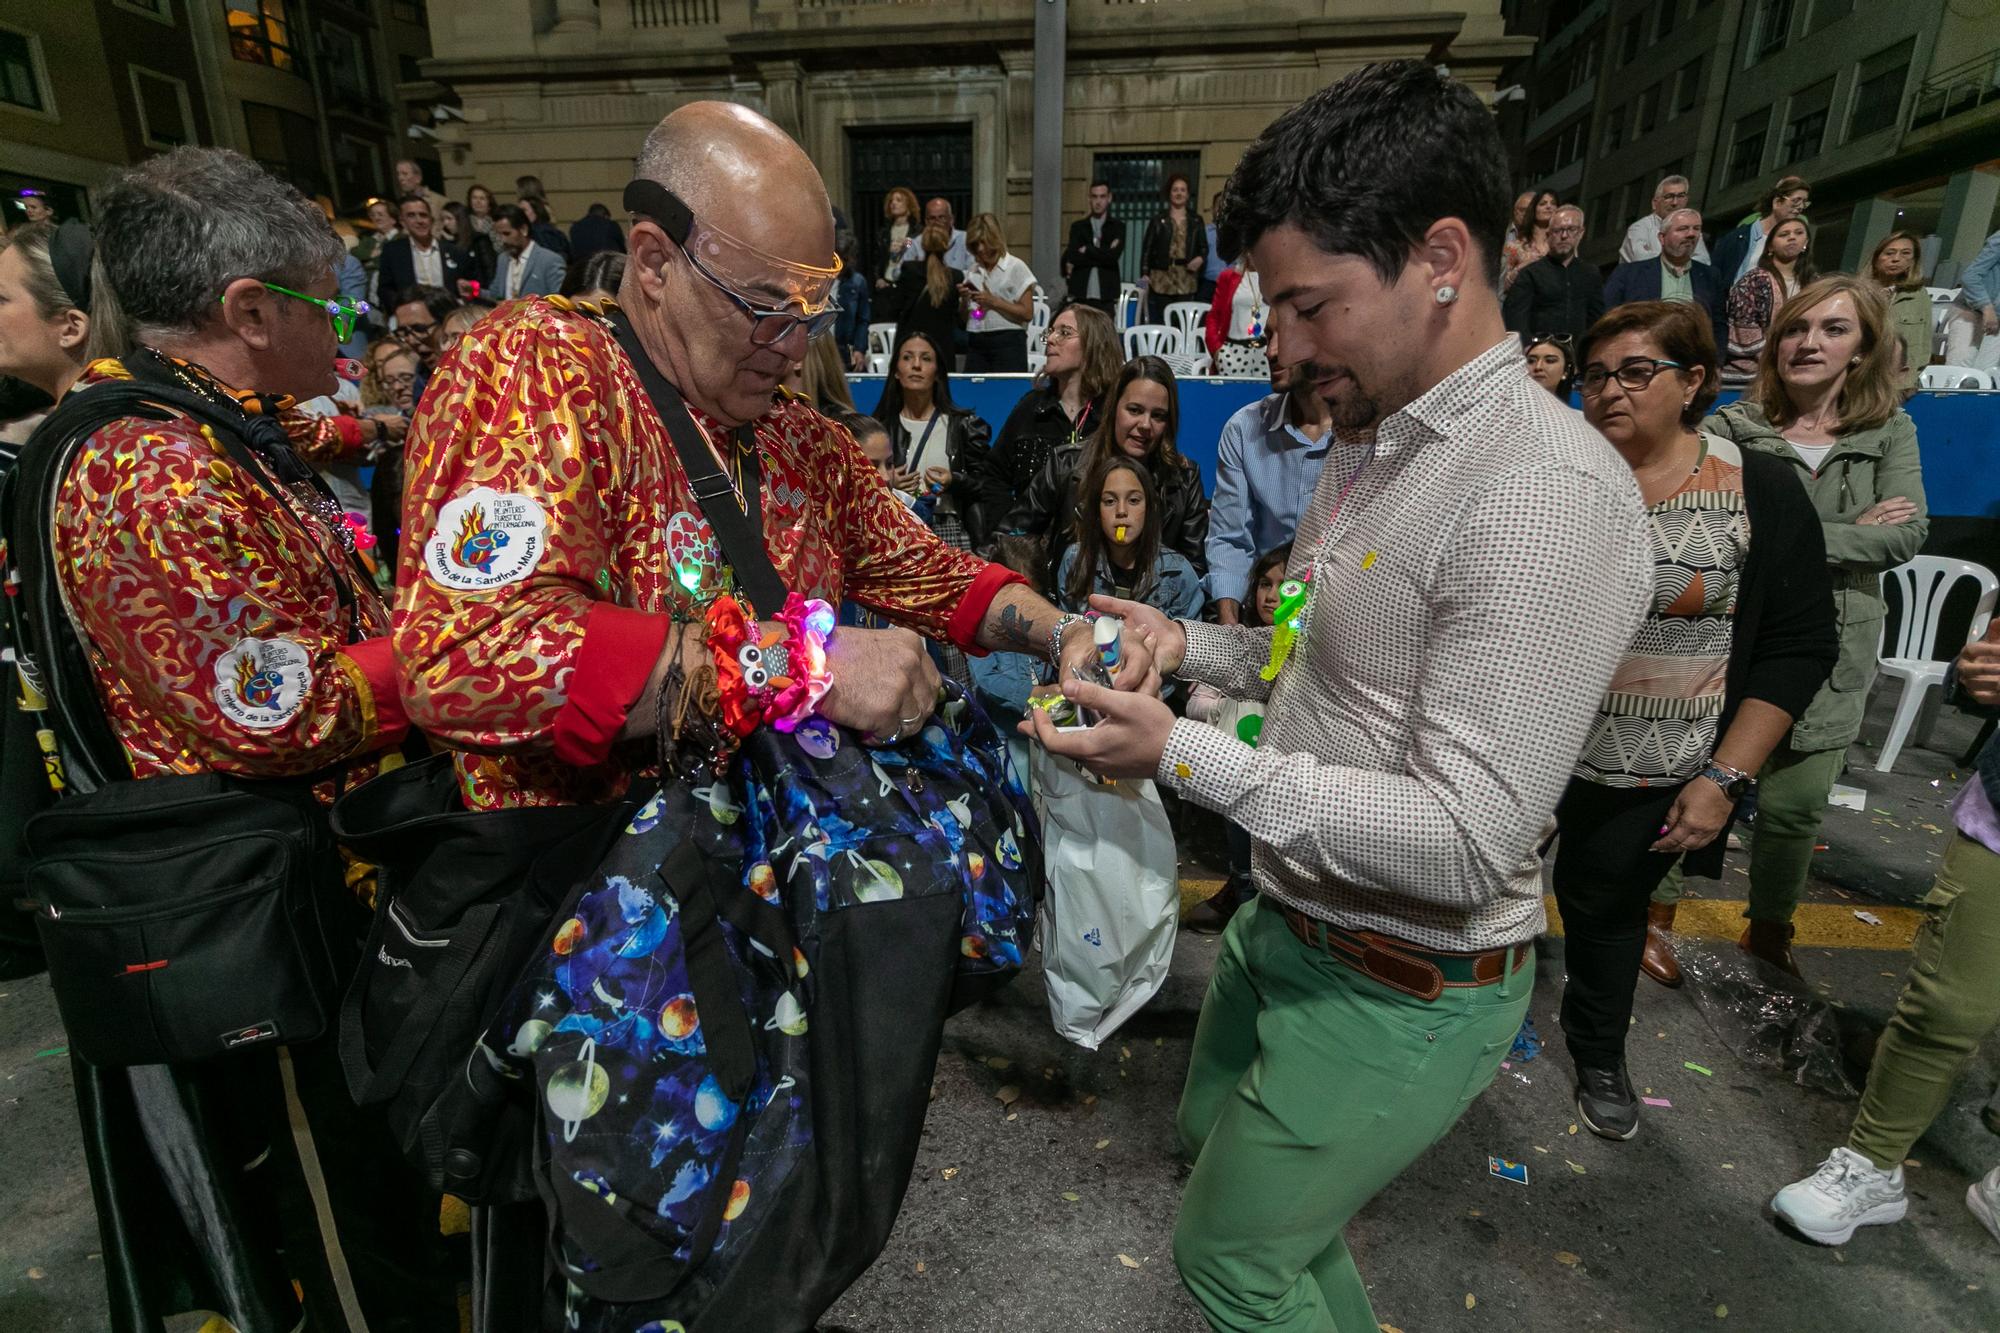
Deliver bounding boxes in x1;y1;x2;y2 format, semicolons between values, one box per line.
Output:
1849;831;2000;1169
1649;744;1846;917
1172;899;1532;1332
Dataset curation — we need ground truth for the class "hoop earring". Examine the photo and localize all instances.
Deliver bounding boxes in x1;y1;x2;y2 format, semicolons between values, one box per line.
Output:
1435;285;1458;306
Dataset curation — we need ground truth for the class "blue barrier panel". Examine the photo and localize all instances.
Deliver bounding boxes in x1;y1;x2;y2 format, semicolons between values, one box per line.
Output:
853;377;1999;520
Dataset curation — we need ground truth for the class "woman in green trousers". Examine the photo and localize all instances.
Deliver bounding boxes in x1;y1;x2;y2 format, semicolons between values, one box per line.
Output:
1699;274;1928;975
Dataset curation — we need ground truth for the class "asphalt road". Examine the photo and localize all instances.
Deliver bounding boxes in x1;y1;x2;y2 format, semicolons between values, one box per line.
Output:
4;701;1996;1333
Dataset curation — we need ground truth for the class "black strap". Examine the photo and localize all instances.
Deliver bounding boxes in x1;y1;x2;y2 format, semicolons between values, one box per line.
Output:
897;410;943;474
605;308;791;618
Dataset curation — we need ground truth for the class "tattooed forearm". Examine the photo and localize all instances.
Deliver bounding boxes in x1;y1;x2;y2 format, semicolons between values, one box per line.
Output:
982;587;1065;659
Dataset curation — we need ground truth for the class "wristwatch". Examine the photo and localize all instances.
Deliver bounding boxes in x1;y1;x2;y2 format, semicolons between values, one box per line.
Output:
1698;761;1752;799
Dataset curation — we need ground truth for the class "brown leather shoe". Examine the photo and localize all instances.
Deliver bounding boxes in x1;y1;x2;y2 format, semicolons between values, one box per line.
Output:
1739;919;1803;978
1641;901;1683;987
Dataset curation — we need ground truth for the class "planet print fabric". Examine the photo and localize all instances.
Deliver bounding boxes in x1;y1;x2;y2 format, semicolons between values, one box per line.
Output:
497;681;1041;1329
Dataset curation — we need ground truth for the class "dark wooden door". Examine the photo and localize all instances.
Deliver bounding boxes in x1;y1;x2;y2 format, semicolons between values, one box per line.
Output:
848;125;975;282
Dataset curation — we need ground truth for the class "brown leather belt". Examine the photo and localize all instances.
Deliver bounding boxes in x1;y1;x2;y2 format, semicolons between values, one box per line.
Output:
1281;907;1530;1002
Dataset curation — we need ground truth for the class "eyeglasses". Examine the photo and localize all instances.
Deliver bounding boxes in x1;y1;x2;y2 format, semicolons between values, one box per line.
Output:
223;282;370;343
1044;325;1078;345
377;371;417;390
680;244;842;346
1579;357;1686;396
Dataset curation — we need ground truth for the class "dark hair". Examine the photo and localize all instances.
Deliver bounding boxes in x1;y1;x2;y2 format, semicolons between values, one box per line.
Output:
442;200;474;240
1066;453;1163;608
516;174;545;196
466;183;494;211
577;250;625;296
1521;332;1576;397
391;284;462;325
832;407;888;446
1758;216;1816;289
520;196;552;227
987;534;1046;593
1089;179;1110;192
1243;542;1294;627
1165;173;1190;196
1581;300;1719;427
1765;175;1809;212
587;202;612;218
870;330;959;457
493;204;529;231
1219;60;1511;290
397;192;432;215
1083;355;1182;473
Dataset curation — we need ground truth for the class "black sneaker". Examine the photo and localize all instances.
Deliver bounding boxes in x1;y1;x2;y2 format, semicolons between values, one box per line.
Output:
1575;1063;1639;1141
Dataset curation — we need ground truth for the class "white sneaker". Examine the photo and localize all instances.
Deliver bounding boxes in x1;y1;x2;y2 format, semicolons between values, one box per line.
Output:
1772;1146;1908;1244
1968;1166;2000;1246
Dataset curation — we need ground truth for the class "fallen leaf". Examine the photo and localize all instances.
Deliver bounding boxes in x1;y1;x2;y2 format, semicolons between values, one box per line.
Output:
996;1085;1021;1105
1465;1293;1477;1309
940;1167;958;1180
1095;1138;1111;1150
1062;1192;1080;1202
1117;1253;1142;1270
1555;1251;1580;1266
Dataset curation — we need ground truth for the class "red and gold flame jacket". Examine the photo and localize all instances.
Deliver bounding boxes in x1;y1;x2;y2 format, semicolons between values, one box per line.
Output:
394;297;1020;810
49;358;407;783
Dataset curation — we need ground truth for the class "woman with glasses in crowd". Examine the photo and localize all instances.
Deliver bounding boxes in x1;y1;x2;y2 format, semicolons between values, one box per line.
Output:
1705;275;1926;976
1870;230;1933;394
1552;299;1837;1142
983;303;1121;536
1523;332;1576;399
1723;217;1815;385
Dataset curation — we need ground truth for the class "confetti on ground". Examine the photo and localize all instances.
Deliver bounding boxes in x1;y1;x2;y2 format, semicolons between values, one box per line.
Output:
940;1167;958;1180
1465;1293;1477;1309
1904;1158;1922;1168
996;1085;1021;1105
1566;1160;1587;1175
1116;1254;1142;1270
1642;1097;1673;1108
1488;1156;1529;1185
1379;1324;1406;1333
1555;1251;1581;1266
1854;910;1883;926
1533;1146;1550;1154
1721;1163;1735;1170
984;1056;1011;1071
32;1047;67;1060
1083;1094;1097;1106
1568;1124;1579;1135
1062;1192;1080;1202
1005;1112;1017;1122
27;1268;44;1280
1094;1138;1111;1150
1716;1305;1728;1318
1684;1062;1713;1076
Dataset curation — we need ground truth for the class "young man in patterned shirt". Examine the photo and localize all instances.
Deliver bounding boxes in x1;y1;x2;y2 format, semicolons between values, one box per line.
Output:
1030;62;1654;1331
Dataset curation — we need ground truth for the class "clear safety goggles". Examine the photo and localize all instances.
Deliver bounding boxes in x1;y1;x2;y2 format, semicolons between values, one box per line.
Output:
624;178;841;346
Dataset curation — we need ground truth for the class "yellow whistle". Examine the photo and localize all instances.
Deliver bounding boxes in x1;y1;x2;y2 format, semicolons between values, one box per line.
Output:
1114;524;1127;542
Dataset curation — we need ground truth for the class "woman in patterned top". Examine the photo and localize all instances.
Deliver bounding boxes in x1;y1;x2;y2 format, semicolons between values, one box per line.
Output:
1554;300;1838;1143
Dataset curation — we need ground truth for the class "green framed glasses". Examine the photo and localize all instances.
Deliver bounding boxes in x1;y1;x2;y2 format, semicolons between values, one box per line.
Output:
219;282;370;343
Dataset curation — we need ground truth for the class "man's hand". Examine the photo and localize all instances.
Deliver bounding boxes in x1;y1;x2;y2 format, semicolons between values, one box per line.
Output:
1856;496;1918;526
1020;679;1177;780
820;626;942;743
1055;615;1160;698
1088;593;1186;677
1959;636;2000;707
1650;778;1736;853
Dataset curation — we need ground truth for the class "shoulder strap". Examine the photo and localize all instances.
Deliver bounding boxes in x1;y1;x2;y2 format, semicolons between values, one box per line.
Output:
604;308;790;617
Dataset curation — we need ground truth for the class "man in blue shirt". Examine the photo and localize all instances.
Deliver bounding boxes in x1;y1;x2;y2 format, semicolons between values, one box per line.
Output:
1943;228;2000;373
1204;357;1332;622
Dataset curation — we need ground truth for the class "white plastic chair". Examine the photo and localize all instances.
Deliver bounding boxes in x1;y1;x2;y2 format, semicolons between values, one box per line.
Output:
1162;351;1212;378
1123;324;1181;359
1874;556;2000;772
1029;293;1052;338
866;322;896;375
1164;301;1207;356
1919;365;1995;390
1116;284;1142;331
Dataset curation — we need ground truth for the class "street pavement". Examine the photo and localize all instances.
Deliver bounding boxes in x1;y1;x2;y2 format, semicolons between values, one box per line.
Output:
3;695;1997;1332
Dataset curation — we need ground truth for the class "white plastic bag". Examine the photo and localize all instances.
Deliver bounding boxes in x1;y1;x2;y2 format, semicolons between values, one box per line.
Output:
1031;746;1178;1050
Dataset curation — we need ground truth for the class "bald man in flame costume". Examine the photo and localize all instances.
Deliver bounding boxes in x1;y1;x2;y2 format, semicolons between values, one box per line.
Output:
396;104;1136;809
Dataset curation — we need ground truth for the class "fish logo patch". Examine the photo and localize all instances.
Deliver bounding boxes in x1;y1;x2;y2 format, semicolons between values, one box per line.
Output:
426;487;548;591
212;637;311;731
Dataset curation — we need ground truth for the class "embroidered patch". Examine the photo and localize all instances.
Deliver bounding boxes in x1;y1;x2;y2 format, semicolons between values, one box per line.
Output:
425;487;549;591
212;637;312;731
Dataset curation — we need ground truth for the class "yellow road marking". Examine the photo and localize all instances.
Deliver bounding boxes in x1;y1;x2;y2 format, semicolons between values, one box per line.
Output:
1175;880;1922;951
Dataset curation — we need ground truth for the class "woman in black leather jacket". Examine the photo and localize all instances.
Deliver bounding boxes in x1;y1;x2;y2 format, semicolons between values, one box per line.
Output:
1002;354;1209;583
869;329;994;547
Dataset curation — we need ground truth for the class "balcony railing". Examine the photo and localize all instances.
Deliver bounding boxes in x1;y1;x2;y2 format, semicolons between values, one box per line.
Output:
631;0;720;24
1908;47;2000;132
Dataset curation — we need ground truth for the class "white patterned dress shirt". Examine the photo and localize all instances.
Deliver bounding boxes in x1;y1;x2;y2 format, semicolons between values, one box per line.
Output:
1157;337;1653;951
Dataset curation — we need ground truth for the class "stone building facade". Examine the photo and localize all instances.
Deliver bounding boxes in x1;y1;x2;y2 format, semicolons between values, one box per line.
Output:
418;0;1530;282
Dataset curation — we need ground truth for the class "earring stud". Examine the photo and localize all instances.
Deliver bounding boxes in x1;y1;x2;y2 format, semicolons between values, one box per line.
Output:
1435;285;1457;306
